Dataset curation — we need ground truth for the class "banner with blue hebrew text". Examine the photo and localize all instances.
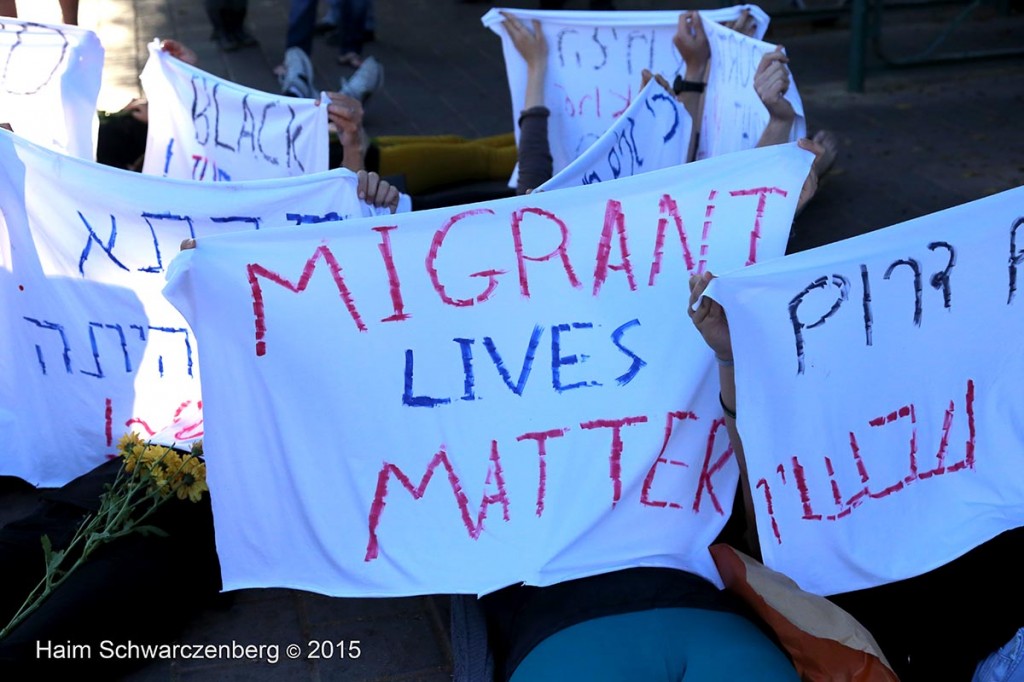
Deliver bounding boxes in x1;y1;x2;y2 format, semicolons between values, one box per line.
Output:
538;80;691;192
0;130;393;487
162;144;813;597
707;186;1024;596
140;40;330;182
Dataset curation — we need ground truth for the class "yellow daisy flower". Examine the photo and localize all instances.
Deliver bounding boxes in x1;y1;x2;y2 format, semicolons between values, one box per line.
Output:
117;432;143;452
174;457;208;503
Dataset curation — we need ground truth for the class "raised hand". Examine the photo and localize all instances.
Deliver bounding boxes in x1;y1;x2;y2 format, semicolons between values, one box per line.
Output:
673;10;710;80
721;8;758;38
501;12;547;70
357;170;401;214
324;92;366;172
754;46;795;123
160;39;199;66
688;271;732;363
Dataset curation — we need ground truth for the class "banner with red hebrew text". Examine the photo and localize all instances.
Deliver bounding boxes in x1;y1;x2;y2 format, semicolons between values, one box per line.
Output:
707;186;1024;596
0;130;394;487
162;144;813;597
483;6;801;183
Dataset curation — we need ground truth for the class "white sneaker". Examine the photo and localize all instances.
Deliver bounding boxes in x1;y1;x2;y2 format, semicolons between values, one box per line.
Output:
340;56;384;103
278;46;315;99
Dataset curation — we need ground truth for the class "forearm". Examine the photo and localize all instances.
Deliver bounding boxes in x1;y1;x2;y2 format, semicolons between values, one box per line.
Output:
339;131;366;172
717;358;761;558
678;64;707;162
756;115;794;148
523;64;546;110
516;106;552;194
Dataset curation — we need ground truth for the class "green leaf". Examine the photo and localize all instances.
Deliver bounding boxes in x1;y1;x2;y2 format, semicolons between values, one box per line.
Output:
134;525;169;538
46;549;66;572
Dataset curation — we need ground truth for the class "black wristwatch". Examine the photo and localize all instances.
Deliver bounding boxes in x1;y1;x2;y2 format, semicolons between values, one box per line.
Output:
673;74;706;94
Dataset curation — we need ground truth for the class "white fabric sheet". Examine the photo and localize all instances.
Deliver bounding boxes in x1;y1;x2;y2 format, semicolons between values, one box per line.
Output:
707;186;1024;595
698;20;805;160
141;40;330;182
0;18;103;160
0;130;394;487
538;80;691;192
483;6;783;182
162;143;813;597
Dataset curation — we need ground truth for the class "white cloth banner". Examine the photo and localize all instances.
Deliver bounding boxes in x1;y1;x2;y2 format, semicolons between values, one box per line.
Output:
0;18;103;160
698;20;805;160
163;144;813;597
707;186;1024;596
482;6;776;180
141;40;330;182
0;130;394;487
538;80;691;192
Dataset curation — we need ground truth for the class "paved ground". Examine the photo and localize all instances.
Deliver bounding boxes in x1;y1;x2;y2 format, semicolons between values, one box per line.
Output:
2;0;1022;679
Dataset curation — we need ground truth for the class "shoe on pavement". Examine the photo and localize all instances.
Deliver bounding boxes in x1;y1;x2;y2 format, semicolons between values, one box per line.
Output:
278;46;315;99
212;30;241;52
232;28;259;48
340;56;384;104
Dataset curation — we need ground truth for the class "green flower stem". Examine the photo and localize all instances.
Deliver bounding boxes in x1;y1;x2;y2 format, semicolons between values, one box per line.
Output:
0;445;199;640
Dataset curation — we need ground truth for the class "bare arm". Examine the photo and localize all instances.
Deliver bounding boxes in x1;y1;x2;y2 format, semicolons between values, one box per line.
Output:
325;92;367;172
754;46;796;149
688;271;759;557
502;12;548;110
672;11;710;162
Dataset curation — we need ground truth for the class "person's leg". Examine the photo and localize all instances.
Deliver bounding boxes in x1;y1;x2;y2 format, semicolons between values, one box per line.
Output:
224;0;256;46
58;0;78;24
285;0;318;55
364;0;375;38
338;0;369;65
205;0;240;50
322;0;342;28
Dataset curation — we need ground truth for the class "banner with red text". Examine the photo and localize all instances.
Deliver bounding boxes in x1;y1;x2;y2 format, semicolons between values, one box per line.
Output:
707;186;1024;596
482;6;793;182
0;130;394;487
140;40;330;182
0;18;103;160
162;144;813;597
